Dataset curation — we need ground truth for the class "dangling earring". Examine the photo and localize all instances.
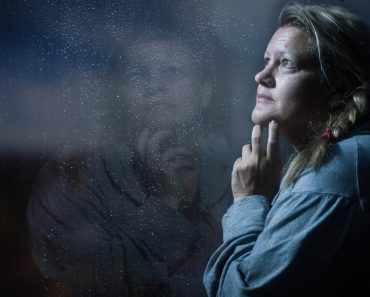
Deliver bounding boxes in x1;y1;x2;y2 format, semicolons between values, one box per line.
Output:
321;130;337;141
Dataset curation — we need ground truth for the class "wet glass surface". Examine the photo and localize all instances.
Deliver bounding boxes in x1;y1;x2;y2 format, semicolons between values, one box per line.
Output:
1;1;370;296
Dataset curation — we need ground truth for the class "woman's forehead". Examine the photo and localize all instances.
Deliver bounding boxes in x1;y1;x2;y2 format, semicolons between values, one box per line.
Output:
266;26;315;57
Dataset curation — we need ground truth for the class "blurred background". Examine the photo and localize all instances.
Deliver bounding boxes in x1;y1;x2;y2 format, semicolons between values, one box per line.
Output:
1;0;370;296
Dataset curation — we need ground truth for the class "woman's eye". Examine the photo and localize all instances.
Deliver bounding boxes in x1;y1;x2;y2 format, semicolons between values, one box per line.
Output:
264;57;270;66
281;58;294;68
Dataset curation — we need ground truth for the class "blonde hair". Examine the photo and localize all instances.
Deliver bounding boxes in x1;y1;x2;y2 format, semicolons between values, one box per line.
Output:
279;4;370;186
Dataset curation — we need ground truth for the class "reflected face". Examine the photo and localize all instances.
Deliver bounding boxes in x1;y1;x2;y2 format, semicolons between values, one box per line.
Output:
251;26;330;145
121;39;209;130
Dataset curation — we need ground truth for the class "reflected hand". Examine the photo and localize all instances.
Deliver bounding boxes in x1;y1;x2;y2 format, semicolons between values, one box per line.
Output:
137;128;198;210
231;121;282;202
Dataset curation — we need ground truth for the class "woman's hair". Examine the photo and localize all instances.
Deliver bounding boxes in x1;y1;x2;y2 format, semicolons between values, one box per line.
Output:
279;3;370;186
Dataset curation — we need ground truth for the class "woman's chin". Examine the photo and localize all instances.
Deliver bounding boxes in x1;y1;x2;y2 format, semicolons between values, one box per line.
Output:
251;110;272;126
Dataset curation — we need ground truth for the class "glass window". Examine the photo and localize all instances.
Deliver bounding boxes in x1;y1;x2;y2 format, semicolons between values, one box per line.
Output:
1;1;369;296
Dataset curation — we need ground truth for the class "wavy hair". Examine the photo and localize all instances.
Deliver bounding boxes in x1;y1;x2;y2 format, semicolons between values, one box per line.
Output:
280;3;370;186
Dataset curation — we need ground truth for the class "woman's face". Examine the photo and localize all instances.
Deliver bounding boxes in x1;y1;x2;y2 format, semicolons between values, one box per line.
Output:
251;26;331;146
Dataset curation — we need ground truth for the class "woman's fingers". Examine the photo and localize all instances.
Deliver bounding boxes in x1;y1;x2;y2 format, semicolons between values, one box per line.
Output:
251;125;263;157
241;144;252;160
243;122;279;160
267;120;280;161
232;122;282;200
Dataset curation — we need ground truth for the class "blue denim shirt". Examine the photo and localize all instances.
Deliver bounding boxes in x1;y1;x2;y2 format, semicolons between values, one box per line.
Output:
203;126;370;297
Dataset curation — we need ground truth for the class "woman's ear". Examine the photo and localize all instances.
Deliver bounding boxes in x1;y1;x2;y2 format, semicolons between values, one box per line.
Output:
200;81;213;109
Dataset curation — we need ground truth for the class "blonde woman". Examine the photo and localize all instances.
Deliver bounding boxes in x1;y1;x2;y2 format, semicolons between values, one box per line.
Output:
204;3;370;297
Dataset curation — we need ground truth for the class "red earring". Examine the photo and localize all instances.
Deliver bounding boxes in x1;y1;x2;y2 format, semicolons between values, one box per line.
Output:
321;130;337;141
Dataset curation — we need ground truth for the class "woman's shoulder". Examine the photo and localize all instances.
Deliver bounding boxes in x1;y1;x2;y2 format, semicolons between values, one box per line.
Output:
291;133;370;197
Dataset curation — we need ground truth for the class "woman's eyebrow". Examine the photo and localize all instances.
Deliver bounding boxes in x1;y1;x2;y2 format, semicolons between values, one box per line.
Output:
264;50;287;58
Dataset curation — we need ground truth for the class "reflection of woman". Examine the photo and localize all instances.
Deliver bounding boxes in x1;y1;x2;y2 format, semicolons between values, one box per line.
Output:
204;4;370;297
28;31;232;297
112;35;215;211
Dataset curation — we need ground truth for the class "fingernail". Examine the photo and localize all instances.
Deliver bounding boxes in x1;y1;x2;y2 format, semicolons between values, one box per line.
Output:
271;120;278;126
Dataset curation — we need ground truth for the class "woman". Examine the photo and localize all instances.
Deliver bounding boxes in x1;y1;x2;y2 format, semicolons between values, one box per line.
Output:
204;3;370;297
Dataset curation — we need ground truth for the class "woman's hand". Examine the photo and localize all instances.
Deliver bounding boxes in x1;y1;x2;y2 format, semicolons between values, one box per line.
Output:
232;121;282;202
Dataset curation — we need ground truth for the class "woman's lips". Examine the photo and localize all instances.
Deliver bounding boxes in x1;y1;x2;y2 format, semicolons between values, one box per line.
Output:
257;93;274;102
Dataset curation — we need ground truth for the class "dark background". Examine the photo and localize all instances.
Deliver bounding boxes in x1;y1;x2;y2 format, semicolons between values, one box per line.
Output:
1;1;369;296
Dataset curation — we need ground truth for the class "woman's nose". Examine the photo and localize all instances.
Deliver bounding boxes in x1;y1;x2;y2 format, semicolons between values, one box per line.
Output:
255;67;275;87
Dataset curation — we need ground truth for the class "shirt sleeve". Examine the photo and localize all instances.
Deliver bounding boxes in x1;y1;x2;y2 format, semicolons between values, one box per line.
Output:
203;190;365;297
